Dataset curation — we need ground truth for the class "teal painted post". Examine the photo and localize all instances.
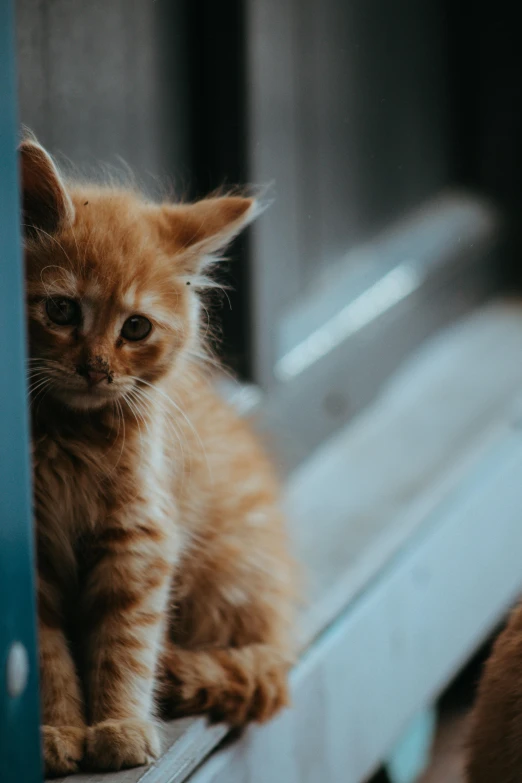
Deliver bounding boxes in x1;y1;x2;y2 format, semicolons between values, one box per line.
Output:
0;0;42;780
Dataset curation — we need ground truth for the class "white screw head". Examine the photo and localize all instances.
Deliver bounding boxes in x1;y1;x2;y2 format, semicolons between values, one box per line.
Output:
6;642;29;698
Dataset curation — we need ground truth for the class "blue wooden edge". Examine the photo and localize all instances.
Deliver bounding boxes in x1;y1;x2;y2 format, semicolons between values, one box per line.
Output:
385;706;437;783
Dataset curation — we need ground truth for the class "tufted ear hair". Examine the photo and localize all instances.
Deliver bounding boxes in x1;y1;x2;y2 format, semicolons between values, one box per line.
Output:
19;134;75;238
157;195;259;273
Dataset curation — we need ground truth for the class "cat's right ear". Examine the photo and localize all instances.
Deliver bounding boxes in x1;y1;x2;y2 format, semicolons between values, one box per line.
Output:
19;136;75;238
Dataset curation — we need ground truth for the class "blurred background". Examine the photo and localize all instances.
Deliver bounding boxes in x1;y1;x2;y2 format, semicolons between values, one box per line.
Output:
8;1;522;781
15;0;522;467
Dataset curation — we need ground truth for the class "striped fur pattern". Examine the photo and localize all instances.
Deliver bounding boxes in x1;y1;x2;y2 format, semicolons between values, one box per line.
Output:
21;137;296;777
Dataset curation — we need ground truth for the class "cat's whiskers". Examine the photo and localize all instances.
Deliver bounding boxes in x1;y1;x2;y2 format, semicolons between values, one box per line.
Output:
129;384;189;482
127;376;212;485
108;399;121;440
122;391;147;450
186;346;235;383
126;385;184;471
98;402;141;497
142;391;189;485
27;357;63;401
114;398;127;465
125;388;152;435
27;359;69;400
27;370;52;385
96;400;124;467
27;357;64;369
29;378;54;413
104;398;127;477
27;375;53;395
35;383;54;416
28;367;62;379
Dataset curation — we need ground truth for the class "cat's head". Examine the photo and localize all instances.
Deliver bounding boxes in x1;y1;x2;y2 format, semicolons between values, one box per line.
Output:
21;136;257;412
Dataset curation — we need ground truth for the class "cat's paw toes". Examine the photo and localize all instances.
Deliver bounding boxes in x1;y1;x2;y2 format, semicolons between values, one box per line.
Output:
209;664;290;725
245;664;290;724
163;658;290;726
42;725;85;778
84;718;161;771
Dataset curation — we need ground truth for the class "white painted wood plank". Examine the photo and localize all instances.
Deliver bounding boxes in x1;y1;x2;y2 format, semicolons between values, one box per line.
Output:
191;428;522;783
63;721;227;783
288;300;522;638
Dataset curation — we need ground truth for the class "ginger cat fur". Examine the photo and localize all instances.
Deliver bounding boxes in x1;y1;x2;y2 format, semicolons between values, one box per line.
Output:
21;136;296;777
467;601;522;782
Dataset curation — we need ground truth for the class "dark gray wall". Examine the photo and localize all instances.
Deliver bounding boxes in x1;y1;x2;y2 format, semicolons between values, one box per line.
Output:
249;0;450;303
16;0;190;194
246;0;451;383
292;0;449;292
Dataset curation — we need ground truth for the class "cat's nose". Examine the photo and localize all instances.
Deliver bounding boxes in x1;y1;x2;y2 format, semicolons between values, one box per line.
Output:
76;365;108;386
86;370;107;386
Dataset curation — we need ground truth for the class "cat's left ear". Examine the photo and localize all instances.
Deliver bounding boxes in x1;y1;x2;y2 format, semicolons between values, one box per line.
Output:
18;135;75;238
159;196;259;272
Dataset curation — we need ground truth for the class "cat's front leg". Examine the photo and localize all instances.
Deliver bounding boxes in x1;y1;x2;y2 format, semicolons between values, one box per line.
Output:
83;513;177;772
39;578;87;777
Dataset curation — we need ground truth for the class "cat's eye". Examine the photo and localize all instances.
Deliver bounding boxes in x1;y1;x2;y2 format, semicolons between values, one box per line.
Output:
121;315;152;342
45;297;81;326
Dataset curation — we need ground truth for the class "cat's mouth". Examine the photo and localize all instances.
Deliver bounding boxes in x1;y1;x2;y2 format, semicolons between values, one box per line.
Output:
51;382;120;411
60;385;120;411
31;371;129;412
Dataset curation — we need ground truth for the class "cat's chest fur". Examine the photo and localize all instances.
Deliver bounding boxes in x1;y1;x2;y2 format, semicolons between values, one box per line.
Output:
34;433;115;532
32;427;136;586
32;413;176;581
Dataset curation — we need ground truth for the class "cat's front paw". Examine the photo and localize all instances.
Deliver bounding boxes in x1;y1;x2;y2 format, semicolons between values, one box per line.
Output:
84;718;160;771
207;663;290;725
161;648;290;726
42;725;85;778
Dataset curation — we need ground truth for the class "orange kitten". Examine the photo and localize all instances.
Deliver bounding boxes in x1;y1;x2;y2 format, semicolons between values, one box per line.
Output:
21;137;296;777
